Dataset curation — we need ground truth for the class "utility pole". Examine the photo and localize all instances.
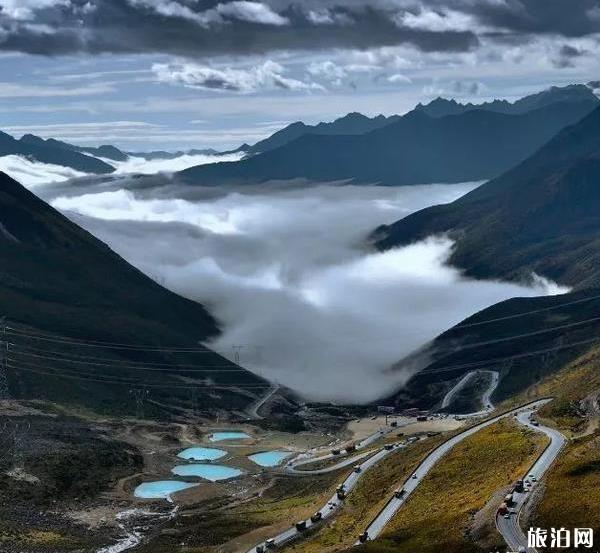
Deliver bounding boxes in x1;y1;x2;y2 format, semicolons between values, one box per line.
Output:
189;387;198;417
232;345;244;364
0;317;9;400
130;387;149;419
11;421;27;469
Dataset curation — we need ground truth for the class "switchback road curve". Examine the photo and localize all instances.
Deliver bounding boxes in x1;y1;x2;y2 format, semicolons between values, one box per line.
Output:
496;409;566;553
357;398;552;543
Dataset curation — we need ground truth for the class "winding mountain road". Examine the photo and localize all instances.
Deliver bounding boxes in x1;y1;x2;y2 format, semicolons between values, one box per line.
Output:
247;385;280;420
496;410;567;553
441;370;500;416
247;442;404;553
246;399;556;553
357;399;552;543
287;426;395;474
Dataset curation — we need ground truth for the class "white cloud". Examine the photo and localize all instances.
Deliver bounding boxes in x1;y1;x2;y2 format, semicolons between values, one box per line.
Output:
214;1;289;25
153;60;324;93
395;7;478;32
388;73;412;84
307;60;347;81
0;0;69;20
305;8;353;26
0;81;114;98
48;180;568;403
0;155;86;186
129;0;288;26
105;151;244;175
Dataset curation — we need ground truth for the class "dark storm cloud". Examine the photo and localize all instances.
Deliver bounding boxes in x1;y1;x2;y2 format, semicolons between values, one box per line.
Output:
0;0;478;58
456;0;600;38
552;43;589;68
1;1;598;61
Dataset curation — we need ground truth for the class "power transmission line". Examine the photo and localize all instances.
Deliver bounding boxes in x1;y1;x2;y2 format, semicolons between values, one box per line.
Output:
454;292;600;328
417;335;599;376
8;348;249;372
6;326;252;353
130;387;149;419
9;310;600;364
0;318;9;399
6;363;274;389
7;343;240;367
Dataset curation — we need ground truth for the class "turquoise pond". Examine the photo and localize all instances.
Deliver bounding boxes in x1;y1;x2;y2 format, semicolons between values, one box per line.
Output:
134;481;198;499
248;451;291;467
171;464;243;481
178;447;227;461
209;431;250;442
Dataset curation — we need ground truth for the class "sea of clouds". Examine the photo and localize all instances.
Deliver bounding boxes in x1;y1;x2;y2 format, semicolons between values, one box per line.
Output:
37;177;569;403
0;150;243;187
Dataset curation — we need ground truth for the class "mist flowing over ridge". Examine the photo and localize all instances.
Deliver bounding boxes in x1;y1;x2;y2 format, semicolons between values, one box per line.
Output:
45;178;568;402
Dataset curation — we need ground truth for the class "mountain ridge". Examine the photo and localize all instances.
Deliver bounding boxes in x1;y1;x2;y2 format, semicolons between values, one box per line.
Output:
178;98;598;187
0;171;268;415
0;131;115;174
374;104;600;289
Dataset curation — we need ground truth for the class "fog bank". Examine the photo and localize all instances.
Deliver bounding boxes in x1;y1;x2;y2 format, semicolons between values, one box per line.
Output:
49;181;567;402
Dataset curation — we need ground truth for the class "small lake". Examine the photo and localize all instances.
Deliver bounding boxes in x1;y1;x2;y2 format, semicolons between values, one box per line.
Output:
209;431;250;442
134;481;198;499
171;464;243;481
248;451;291;467
178;447;227;461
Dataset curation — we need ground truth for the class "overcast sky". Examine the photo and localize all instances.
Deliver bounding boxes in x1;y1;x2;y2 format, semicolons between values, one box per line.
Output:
1;0;600;150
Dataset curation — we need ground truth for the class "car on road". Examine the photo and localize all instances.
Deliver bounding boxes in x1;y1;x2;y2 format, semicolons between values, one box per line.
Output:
311;512;323;523
412;474;418;480
504;513;511;519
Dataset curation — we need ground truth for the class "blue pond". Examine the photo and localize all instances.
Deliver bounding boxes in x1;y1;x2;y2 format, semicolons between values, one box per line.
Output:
134;481;198;499
178;447;227;461
172;464;243;481
248;451;291;467
209;431;250;442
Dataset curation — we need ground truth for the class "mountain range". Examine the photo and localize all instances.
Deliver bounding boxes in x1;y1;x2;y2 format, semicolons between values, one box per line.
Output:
389;286;600;411
374;104;600;289
2;84;597;184
0;132;240;176
0;131;116;174
246;112;400;155
413;84;598;117
178;85;599;187
0;171;267;416
376;99;600;408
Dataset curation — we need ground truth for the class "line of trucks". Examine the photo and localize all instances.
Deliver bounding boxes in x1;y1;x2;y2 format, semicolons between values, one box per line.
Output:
255;438;415;551
497;475;537;517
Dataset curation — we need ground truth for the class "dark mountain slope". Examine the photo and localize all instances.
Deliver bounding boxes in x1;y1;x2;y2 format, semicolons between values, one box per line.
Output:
0;132;115;174
0;172;267;416
20;134;129;162
387;287;600;411
20;133;129;162
247;112;400;155
179;100;597;187
374;105;600;288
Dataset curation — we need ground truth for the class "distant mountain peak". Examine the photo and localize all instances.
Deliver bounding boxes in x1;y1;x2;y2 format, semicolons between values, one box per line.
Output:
414;83;599;119
247;111;399;155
